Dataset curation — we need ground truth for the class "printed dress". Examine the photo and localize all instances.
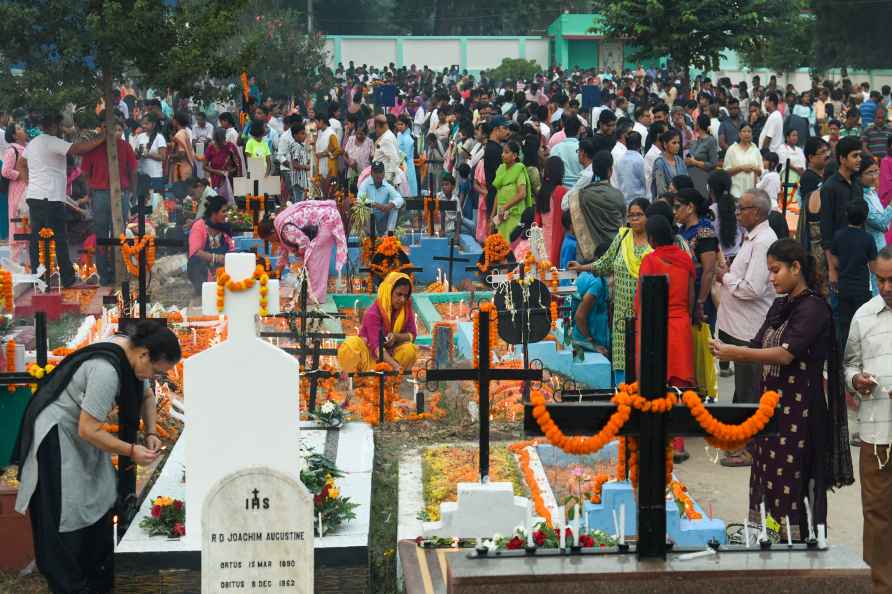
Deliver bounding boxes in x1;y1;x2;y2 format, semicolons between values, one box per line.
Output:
747;291;833;540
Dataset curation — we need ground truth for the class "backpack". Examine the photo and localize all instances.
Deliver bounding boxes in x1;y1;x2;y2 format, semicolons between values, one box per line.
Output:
0;146;19;193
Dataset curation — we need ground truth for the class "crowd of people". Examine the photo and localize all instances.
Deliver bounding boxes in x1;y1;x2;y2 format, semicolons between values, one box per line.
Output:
2;62;892;591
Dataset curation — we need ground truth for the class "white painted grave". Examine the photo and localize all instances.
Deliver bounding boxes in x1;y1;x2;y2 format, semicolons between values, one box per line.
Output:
233;158;281;198
422;482;531;539
202;467;313;594
186;252;298;539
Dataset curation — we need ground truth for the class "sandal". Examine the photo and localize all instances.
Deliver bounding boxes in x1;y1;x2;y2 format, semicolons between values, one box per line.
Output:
720;453;752;467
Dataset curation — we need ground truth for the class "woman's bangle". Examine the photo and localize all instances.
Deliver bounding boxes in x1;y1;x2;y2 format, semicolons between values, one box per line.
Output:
145;431;159;439
129;442;135;459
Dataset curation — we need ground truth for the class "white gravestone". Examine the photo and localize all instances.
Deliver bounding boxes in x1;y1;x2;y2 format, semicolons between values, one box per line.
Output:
233;158;281;198
186;252;299;539
202;467;313;594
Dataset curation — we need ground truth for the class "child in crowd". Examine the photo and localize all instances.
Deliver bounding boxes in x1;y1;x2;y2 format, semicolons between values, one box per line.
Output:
438;172;461;239
571;242;610;357
831;200;878;349
757;149;781;204
457;162;475;235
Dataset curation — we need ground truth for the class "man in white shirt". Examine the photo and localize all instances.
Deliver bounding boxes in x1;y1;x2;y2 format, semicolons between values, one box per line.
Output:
191;111;214;178
372;114;401;185
845;247;892;593
644;121;667;199
609;121;630;188
759;92;784;153
713;188;777;466
22;112;106;286
633;105;651;147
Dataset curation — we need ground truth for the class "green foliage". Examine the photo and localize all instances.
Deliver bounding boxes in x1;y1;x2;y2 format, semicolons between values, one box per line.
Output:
0;0;253;112
813;0;892;70
240;2;332;100
592;0;800;81
738;2;814;74
484;59;543;84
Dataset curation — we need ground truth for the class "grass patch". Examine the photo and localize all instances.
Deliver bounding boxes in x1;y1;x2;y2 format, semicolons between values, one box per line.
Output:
420;444;523;521
0;571;48;594
369;431;399;594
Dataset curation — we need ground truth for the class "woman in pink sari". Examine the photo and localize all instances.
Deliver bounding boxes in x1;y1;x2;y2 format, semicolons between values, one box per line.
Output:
168;112;196;183
204;127;242;203
2;124;28;263
879;136;892;246
258;200;347;304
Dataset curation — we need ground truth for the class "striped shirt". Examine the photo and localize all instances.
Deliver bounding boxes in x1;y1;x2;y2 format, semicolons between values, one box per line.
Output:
844;295;892;445
863;124;891;159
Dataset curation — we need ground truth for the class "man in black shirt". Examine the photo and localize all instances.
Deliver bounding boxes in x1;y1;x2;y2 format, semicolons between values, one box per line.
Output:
483;117;509;223
820;135;863;271
830;200;877;349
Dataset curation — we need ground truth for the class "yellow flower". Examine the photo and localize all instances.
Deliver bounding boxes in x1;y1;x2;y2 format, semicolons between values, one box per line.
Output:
328;487;340;499
154;496;174;507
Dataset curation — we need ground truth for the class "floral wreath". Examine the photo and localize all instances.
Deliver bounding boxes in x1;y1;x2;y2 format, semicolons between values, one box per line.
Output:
120;234;157;277
477;234;511;273
369;236;413;291
0;268;13;312
37;228;57;273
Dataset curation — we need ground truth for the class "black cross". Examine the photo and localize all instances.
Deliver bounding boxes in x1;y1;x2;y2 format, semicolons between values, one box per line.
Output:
522;276;779;559
95;193;185;319
12;227;54;288
431;238;469;291
234;193;277;254
425;308;542;481
252;488;260;498
403;198;458;237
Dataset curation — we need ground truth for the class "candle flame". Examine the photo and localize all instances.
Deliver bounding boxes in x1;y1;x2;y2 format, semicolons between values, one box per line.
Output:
113;515;118;524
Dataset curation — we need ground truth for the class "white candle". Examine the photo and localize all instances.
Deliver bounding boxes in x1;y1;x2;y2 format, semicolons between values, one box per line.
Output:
572;504;580;546
558;506;566;549
612;509;620;540
337;268;343;288
354;299;359;317
438;268;443;284
348;376;353;391
412;378;419;401
449;300;454;318
113;515;118;552
744;519;750;548
619;503;626;545
759;501;768;542
817;524;827;549
804;496;816;541
460;300;466;318
583;501;590;535
318;513;323;538
526;499;534;547
785;516;793;547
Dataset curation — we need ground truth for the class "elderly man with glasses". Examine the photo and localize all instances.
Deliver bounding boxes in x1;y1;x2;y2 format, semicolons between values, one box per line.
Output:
713;188;778;467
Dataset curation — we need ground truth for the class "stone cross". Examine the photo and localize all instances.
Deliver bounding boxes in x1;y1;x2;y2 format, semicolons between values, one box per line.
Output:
233;158;281;198
185;252;299;539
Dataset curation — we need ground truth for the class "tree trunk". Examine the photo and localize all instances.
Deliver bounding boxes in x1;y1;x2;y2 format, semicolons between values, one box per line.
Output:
102;67;127;283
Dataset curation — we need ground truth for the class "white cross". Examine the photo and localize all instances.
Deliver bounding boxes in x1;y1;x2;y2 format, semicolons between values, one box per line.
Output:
200;252;281;341
232;157;281;197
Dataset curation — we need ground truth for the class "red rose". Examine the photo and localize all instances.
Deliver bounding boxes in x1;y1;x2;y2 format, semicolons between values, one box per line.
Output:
533;530;546;546
314;494;323;506
174;500;184;511
564;527;574;541
506;536;524;550
173;522;185;536
320;484;330;498
151;505;161;518
579;534;594;548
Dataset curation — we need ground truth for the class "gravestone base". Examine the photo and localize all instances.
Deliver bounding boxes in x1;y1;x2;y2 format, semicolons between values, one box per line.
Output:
399;541;871;594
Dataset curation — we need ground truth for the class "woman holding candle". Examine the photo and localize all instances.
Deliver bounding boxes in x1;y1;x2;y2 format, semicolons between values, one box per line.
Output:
711;239;854;541
13;320;181;594
338;271;418;374
256;199;348;305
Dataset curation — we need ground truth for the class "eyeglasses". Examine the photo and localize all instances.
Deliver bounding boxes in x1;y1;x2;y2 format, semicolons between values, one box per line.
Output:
735;205;757;214
627;212;644;219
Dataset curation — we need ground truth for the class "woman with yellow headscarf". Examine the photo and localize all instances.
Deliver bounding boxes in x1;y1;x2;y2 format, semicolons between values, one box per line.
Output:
338;272;418;373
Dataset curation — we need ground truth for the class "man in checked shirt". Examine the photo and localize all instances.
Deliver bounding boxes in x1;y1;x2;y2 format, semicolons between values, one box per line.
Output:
845;246;892;593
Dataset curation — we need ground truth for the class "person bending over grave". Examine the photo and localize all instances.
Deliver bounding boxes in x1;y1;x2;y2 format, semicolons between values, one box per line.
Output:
12;320;182;594
187;195;234;296
711;239;854;541
338;271;418;374
358;161;404;235
257;199;347;304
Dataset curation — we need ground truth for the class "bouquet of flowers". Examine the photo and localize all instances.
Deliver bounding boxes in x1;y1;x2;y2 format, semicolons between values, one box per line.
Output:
300;453;359;536
139;496;185;538
310;399;346;429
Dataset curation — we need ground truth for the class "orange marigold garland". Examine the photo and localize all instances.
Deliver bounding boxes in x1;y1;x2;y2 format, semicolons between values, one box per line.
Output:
589;473;611;504
477;234;511;273
421;196;441;231
530;389;632;455
508;441;553;527
120;235;156;277
37;228;57;273
471;301;499;364
670;480;703;520
215;264;269;316
368;236;414;286
6;340;16;392
549;267;559;329
0;268;13;311
682;389;779;444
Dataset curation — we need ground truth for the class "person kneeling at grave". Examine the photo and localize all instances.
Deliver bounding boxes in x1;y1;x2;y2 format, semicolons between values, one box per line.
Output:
338;271;418;374
187;195;235;296
358;161;404;235
12;320;182;594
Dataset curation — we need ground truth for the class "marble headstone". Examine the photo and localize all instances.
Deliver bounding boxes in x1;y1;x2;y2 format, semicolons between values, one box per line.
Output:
202;467;313;594
186;252;299;539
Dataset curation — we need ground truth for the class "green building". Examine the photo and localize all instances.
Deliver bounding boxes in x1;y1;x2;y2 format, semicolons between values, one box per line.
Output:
546;12;663;71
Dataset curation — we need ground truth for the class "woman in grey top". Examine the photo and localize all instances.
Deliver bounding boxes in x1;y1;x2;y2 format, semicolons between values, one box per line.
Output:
686;113;719;198
13;320;181;594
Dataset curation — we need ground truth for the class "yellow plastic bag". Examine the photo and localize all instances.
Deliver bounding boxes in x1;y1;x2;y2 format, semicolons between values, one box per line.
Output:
693;322;718;399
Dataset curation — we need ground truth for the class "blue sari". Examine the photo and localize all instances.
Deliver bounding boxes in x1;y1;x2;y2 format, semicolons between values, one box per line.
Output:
398;130;418;197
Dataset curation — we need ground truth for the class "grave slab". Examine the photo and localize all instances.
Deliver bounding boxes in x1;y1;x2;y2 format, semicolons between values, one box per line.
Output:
403;233;482;286
422;482;530;539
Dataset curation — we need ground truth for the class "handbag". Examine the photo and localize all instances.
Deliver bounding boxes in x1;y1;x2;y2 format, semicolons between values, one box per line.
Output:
692;322;718;399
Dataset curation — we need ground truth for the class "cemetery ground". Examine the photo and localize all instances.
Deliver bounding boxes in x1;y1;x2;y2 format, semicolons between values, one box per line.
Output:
0;367;866;593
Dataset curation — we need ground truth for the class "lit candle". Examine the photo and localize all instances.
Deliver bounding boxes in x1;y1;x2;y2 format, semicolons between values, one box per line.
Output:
785;516;793;547
744;518;750;548
817;524;827;548
113;515;118;552
526;499;534;547
558;505;566;549
460;300;466;318
354;299;359;317
449;300;454;318
619;503;626;545
759;501;768;542
572;504;580;547
348;376;354;391
804;496;816;541
191;328;197;346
